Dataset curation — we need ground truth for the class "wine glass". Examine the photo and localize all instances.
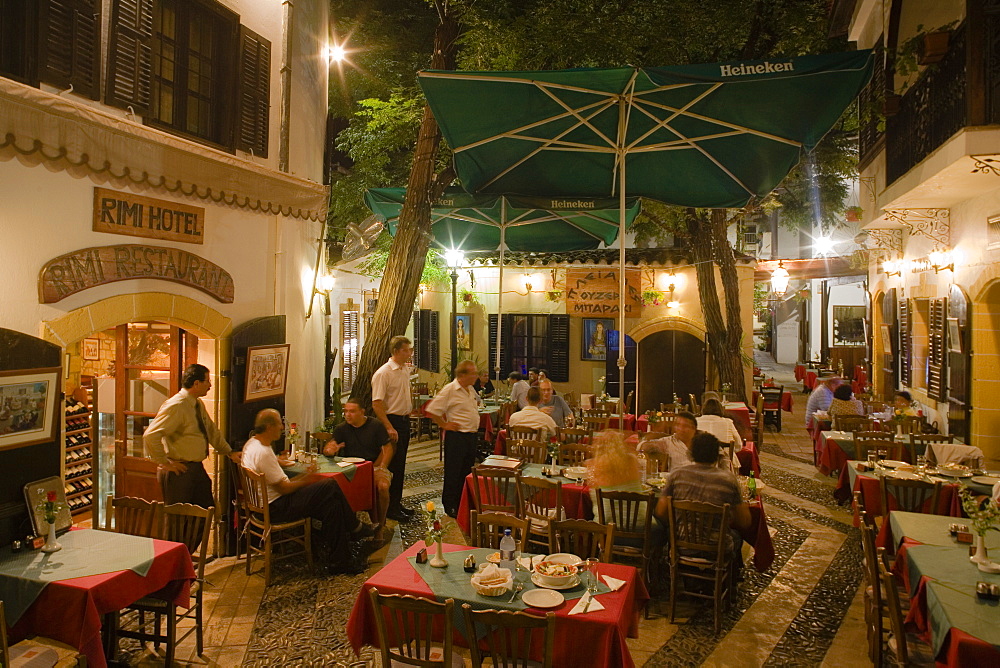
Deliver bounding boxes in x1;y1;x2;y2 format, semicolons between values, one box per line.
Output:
585;557;600;594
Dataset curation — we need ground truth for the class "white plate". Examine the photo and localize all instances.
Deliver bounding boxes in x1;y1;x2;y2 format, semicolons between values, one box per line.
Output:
530;573;580;590
880;460;908;469
340;457;365;464
545;553;581;565
486;551;501;563
886;470;922;480
935;468;973;478
563;466;587;479
521;588;565;609
971;476;1000;486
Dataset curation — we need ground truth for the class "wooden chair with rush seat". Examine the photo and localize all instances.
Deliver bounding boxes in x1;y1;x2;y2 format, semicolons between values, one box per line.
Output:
368;589;462;668
508;438;548;464
470;466;523;517
0;601;85;667
238;466;313;586
548;519;615;563
469;511;529;552
461;604;556;668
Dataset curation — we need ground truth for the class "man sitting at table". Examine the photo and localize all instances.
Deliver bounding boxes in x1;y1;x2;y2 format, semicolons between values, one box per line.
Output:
508;387;559;441
654;432;752;570
243;408;373;575
805;375;841;427
473;370;495;399
642;411;697;470
323;398;393;540
696;398;743;472
538;379;573;427
508;372;530;409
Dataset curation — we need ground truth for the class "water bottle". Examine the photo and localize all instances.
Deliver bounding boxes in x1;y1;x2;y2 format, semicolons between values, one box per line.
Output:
748;471;757;499
499;528;516;571
637;446;647;483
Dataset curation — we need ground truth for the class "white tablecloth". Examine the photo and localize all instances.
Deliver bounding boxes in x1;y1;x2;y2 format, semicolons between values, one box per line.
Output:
928;442;984;467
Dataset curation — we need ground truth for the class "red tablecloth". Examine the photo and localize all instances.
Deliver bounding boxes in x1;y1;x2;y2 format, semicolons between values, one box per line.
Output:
315;460;375;513
8;535;195;668
794;364;806;381
803;370;817;391
833;463;962;529
724;404;751;434
635;415;649;432
817;433;850;477
807;418;832;464
457;472;774;572
752;390;794;413
738;442;761;477
345;542;649;668
608;414;636;431
424;400;497;446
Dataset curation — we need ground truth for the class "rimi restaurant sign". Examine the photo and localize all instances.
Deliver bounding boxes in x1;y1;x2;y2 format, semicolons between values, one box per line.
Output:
39;245;234;304
93;187;205;244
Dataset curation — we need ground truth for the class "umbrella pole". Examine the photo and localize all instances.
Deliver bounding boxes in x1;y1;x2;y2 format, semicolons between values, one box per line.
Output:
496;201;505;387
617;104;628;424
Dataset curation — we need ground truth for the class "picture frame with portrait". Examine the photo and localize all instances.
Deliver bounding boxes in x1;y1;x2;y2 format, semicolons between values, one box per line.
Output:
0;367;61;450
947;318;963;353
453;314;471;352
581;318;613;361
244;344;290;402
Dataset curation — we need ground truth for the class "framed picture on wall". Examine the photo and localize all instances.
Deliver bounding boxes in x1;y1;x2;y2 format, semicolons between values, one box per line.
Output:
880;324;893;354
244;344;290;402
947;318;963;353
82;338;100;360
0;367;61;450
454;314;471;352
581;318;613;361
832;305;866;346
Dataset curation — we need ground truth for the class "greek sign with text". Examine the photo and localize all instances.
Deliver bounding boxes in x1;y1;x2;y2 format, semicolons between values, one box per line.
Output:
39;245;234;304
93;187;205;244
564;268;642;315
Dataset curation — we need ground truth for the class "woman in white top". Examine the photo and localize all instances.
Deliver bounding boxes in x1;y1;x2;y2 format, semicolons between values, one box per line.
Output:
696;398;743;472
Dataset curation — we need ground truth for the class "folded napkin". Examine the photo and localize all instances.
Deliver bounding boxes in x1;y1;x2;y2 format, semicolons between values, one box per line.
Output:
337;461;354;468
568;591;604;615
602;574;626;591
517;555;545;571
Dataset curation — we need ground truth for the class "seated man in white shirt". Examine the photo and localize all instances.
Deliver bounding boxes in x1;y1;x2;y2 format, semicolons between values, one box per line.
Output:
508;387;559;441
508;372;531;409
696;398;743;472
241;408;374;575
640;411;698;470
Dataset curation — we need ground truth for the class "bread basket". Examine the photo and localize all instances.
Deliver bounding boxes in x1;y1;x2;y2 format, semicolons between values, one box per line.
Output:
471;564;513;597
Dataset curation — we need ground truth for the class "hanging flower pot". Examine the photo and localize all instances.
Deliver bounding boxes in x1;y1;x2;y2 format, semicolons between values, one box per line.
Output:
642;290;665;306
546;290;563;302
919;31;951;65
845;206;863;223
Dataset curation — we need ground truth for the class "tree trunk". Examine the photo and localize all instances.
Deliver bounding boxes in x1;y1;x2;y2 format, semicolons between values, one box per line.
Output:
710;208;748;403
348;7;459;408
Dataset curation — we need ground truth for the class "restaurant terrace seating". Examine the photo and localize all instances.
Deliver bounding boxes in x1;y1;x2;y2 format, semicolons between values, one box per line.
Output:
520;476;564;553
596;489;655;584
238;465;313;586
461;605;556;668
0;601;84;667
368;589;460;668
556;426;589;444
556;442;591;467
581;411;610;433
469;511;529;552
664;498;736;634
911;433;958;463
878;560;935;666
548;518;615;563
106;496;163;538
878;476;941;523
508;438;548;464
760;385;784;431
470;466;523;516
648;414;677;433
508;425;542;443
859;520;889;665
854;431;903;462
832;414;874;433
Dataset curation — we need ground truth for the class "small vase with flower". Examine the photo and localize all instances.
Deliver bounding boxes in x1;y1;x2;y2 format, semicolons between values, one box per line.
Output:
422;501;448;567
960;485;1000;573
36;490;65;553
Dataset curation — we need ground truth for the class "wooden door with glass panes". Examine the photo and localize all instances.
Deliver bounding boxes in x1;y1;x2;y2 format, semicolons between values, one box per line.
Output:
114;322;198;500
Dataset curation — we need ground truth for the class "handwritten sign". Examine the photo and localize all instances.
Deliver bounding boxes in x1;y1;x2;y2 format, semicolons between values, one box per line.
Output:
93;188;205;244
564;268;641;315
39;245;234;304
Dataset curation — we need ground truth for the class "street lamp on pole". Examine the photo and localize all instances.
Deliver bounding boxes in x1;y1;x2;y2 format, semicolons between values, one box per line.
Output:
444;249;465;375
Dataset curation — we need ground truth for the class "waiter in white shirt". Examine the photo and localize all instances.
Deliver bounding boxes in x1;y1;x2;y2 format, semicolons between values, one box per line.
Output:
371;335;415;522
426;360;481;517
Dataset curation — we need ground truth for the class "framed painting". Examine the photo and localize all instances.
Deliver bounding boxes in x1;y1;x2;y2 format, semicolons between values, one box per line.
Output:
832;305;866;346
244;344;290;402
581;318;613;361
0;367;61;450
82;338;100;360
454;314;471;352
880;323;893;354
947;318;963;353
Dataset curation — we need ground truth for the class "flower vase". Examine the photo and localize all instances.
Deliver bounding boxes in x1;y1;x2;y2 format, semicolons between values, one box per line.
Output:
429;539;448;568
970;534;1000;573
41;520;61;553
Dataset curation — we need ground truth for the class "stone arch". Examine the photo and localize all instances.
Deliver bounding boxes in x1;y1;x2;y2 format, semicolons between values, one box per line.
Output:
40;292;233;346
629;315;706;343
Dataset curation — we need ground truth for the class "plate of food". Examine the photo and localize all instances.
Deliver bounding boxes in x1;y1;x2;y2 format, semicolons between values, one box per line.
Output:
486;551;502;563
971;476;1000;486
886;470;922;481
935;464;973;478
563;466;587;480
879;460;908;469
533;560;580;589
521;588;565;609
340;457;366;464
530;572;580;590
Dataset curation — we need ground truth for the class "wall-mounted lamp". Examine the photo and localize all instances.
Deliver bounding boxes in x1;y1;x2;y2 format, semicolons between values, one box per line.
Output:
928;248;954;273
316;273;336;294
326;44;346;63
882;259;902;277
770;261;790;295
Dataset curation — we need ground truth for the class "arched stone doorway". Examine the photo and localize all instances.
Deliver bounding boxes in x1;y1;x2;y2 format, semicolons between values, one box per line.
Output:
632;317;707;415
972;280;1000;459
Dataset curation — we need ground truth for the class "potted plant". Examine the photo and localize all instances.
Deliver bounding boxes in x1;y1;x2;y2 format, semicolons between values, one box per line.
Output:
545;289;563;302
459;288;480;306
845;205;863;223
918;29;951;65
642;290;665;306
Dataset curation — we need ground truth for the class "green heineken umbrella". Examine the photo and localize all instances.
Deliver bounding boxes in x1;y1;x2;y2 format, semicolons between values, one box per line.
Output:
418;51;873;402
364;187;642;379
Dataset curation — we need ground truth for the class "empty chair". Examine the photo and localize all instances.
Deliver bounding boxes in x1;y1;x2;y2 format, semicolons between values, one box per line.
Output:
557;427;589;444
238;465;313;585
508;439;548;464
911;433;959;463
879;476;941;521
648;413;677;434
470;466;523;516
854;431;904;462
878;559;935;666
557;442;591;467
520;476;563;553
113;504;215;663
469;511;529;552
368;588;460;668
596;489;655;581
0;601;84;667
664;497;736;634
581;411;610;433
461;605;556;668
548;518;614;562
833;415;874;433
508;425;543;442
760;385;784;432
860;521;887;665
106;496;164;538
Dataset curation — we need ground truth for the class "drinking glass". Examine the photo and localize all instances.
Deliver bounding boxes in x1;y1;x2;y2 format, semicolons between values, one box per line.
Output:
585;557;600;594
916;454;928;471
866;453;877;468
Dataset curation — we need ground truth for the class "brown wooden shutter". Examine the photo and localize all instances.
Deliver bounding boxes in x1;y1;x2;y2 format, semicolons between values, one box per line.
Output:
927;297;947;401
488;314;510;380
547;314;570;382
39;0;100;99
411;310;421;370
341;309;359;392
105;0;153;114
428;310;440;373
899;299;912;387
236;26;270;157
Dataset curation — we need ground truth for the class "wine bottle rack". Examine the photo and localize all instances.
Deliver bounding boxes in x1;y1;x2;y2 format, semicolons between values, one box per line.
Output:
64;388;95;516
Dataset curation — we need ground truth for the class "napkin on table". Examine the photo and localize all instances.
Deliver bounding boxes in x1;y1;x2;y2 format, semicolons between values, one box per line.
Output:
602;574;626;591
517;555;545;571
337;461;354;468
568;591;605;615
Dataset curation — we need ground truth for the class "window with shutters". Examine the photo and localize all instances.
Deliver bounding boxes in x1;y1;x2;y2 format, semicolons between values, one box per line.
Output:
39;0;101;98
489;314;570;383
105;0;269;154
0;0;34;84
341;309;359;392
899;299;912;387
927;298;947;402
412;309;439;373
